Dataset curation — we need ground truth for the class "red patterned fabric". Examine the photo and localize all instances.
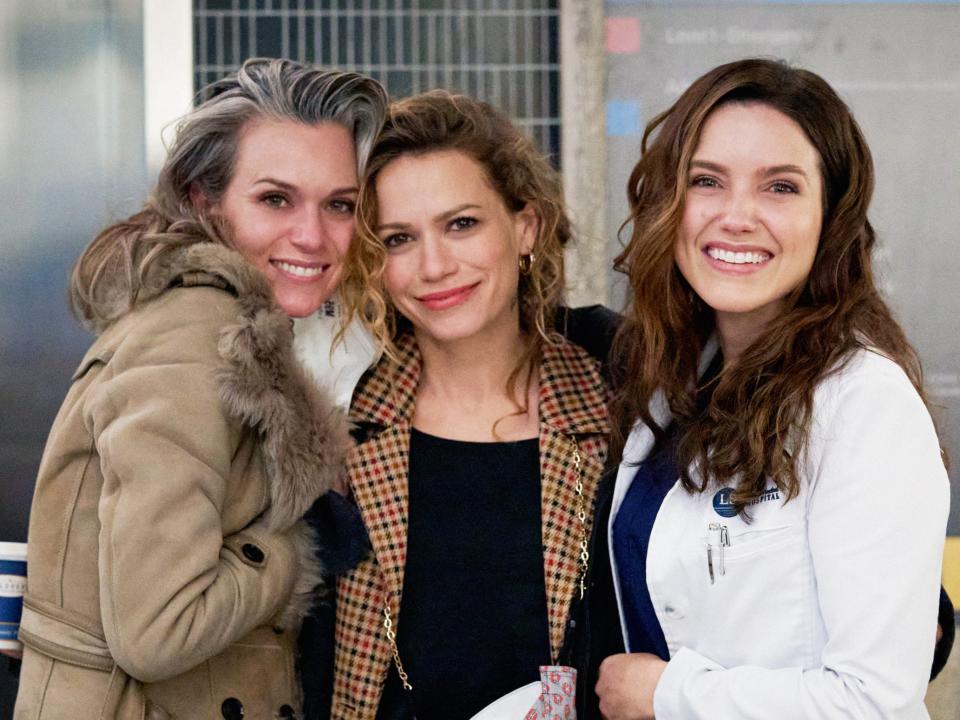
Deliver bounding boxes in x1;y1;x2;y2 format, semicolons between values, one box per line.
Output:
332;333;609;719
526;666;578;719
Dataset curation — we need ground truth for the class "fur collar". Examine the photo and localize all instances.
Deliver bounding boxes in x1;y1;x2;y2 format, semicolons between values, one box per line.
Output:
112;242;350;531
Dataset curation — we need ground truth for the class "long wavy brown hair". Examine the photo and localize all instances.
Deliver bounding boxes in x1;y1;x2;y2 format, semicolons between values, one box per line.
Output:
342;91;571;405
70;58;386;331
611;58;940;510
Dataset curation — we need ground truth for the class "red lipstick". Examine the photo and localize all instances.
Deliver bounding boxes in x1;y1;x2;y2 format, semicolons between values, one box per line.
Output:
416;282;479;310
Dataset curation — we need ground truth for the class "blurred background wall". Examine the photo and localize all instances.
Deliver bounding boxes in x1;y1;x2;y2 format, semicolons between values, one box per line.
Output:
0;0;148;561
0;0;148;703
1;0;957;711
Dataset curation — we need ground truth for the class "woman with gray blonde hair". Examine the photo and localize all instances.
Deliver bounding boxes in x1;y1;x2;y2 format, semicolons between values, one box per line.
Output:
14;58;386;720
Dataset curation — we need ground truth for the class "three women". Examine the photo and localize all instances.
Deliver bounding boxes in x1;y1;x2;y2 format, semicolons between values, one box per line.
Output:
15;52;950;720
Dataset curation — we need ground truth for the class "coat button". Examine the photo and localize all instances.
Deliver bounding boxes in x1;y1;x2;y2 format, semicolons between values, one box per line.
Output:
221;697;244;719
241;543;265;563
278;704;296;719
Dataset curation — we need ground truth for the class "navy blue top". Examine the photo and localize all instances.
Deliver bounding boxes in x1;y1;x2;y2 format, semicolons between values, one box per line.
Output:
611;436;677;660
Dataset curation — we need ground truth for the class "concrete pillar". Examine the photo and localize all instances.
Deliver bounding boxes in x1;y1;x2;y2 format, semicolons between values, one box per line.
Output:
560;0;607;307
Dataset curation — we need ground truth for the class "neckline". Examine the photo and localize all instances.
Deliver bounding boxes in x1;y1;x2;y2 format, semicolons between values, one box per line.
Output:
410;426;539;446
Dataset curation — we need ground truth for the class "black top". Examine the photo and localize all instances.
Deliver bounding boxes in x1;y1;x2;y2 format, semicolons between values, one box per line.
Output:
376;429;550;720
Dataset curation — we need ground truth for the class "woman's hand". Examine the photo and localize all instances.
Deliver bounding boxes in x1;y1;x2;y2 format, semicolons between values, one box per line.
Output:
595;653;668;720
1;647;22;660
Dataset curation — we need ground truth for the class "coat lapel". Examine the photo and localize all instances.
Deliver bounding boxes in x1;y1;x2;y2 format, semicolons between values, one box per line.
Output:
537;339;610;659
347;335;422;606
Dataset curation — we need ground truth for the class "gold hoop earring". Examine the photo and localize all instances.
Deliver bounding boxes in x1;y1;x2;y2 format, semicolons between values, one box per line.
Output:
519;252;536;275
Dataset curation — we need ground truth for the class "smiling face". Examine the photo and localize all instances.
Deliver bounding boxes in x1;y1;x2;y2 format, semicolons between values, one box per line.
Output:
212;119;358;317
374;149;536;350
675;102;824;350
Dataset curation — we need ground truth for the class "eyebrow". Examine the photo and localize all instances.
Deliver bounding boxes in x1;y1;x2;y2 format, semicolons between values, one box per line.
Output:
376;203;481;231
689;160;810;180
252;177;359;195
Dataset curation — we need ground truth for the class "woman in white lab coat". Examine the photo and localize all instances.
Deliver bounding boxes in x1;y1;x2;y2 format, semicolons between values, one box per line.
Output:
592;58;950;719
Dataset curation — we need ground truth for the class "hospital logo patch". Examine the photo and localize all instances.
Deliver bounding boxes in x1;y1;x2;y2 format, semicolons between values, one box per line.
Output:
712;487;737;518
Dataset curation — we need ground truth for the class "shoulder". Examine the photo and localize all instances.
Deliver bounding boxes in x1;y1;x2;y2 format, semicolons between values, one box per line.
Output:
540;335;611;438
555;305;623;369
106;285;245;372
814;348;925;420
349;332;420;428
542;332;608;387
806;348;942;472
93;242;279;371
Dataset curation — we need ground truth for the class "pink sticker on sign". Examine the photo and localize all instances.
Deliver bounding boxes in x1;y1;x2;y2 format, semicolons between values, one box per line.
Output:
606;17;641;54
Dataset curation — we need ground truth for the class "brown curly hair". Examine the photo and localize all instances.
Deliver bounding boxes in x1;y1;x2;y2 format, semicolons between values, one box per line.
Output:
342;90;571;403
611;58;940;512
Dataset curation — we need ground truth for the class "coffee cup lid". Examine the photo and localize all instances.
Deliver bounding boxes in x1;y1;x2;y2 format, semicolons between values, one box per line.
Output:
0;541;27;560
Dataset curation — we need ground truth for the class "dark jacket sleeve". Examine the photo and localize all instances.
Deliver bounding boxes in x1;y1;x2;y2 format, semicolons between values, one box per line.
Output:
931;586;955;681
554;306;626;718
555;305;623;384
559;458;626;720
299;491;372;720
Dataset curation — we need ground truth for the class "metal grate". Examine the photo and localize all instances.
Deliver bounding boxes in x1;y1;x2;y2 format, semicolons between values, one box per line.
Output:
194;0;561;162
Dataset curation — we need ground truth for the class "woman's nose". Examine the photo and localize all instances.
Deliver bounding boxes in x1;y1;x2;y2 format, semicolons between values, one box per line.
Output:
419;236;457;281
718;190;759;234
290;207;327;251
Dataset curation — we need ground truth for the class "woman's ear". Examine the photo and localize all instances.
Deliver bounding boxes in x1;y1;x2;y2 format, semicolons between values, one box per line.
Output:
515;203;539;256
189;182;215;214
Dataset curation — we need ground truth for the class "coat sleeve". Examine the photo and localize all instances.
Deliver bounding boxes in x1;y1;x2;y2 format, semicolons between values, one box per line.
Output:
653;363;950;719
85;294;306;683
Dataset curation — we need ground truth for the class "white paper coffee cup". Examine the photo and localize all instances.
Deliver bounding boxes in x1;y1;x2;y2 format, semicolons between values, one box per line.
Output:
0;541;27;651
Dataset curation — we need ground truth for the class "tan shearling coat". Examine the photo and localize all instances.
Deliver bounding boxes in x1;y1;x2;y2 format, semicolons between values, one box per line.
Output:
14;243;350;720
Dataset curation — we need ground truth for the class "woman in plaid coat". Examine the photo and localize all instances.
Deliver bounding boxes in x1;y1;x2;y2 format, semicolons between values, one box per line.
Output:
328;92;610;719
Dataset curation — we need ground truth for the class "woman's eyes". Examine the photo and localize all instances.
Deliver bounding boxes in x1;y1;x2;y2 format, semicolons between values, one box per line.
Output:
328;198;356;214
449;216;478;232
258;194;356;213
688;176;800;194
768;180;799;194
260;192;289;208
380;216;478;248
382;233;412;249
689;175;719;189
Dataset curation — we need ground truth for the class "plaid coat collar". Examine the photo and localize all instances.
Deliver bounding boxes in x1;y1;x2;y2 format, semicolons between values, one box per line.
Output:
350;332;609;435
346;331;609;659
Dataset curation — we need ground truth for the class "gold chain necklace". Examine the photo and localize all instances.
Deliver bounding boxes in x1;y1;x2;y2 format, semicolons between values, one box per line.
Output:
382;435;590;691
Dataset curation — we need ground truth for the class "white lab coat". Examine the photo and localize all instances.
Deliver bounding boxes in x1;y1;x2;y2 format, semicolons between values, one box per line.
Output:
608;347;949;719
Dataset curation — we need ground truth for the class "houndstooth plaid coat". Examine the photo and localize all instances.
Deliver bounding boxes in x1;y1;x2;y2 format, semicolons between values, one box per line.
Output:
331;332;610;718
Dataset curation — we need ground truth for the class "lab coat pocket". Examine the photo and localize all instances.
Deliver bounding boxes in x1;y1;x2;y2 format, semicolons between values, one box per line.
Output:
701;523;809;668
723;524;797;560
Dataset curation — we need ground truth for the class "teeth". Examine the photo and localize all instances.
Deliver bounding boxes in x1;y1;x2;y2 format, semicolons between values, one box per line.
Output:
276;261;324;278
707;247;770;265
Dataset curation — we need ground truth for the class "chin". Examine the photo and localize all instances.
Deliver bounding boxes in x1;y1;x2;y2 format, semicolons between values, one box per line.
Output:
694;289;761;315
415;320;484;345
277;295;326;318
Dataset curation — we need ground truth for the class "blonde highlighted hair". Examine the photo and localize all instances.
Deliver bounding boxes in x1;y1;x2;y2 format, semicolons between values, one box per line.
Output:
71;58;386;331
